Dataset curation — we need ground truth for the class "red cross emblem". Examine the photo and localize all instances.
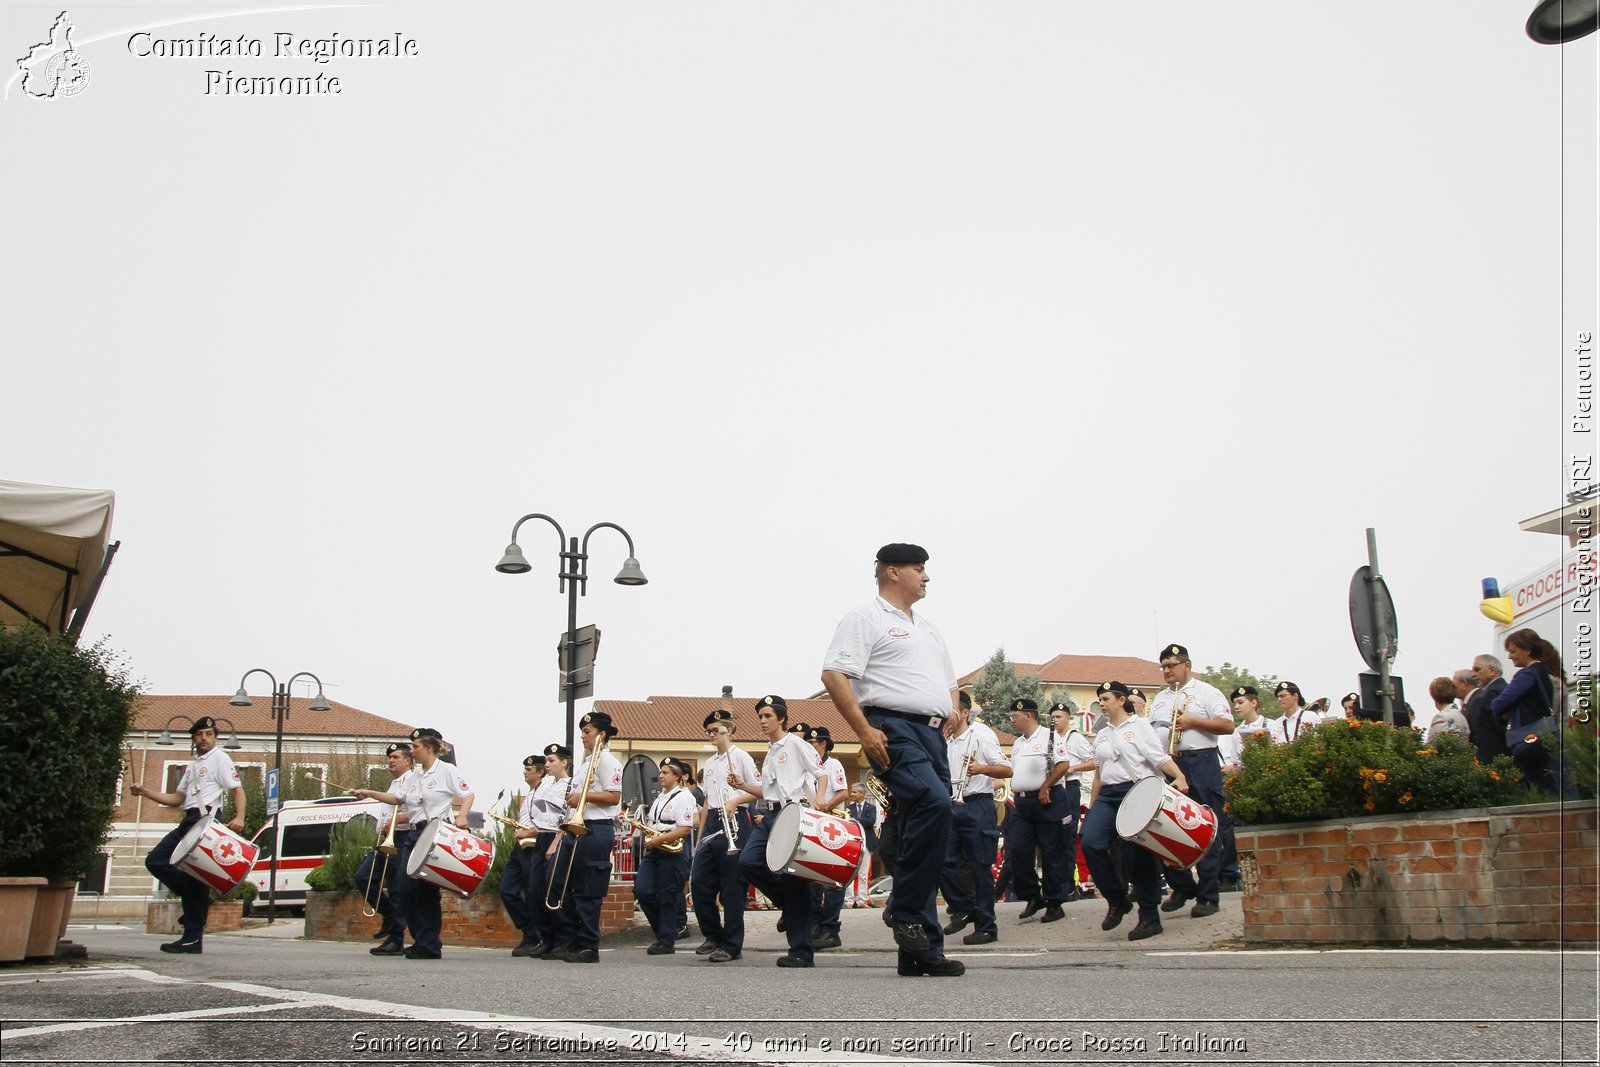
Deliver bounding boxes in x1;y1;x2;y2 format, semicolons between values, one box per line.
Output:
819;821;844;847
1178;802;1196;821
217;840;237;862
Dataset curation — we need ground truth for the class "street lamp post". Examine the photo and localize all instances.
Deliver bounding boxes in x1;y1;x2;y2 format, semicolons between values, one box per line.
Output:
495;514;647;754
229;669;331;924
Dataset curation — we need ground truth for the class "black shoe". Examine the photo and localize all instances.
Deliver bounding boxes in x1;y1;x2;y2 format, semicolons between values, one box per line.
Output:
1218;878;1242;893
403;946;441;959
1190;900;1220;918
370;939;404;956
694;938;718;955
511;938;538;958
676;924;689;940
775;953;813;968
707;948;739;962
560;947;599;963
372;923;395;940
1018;897;1045;920
813;932;842;951
1127;919;1164;941
160;938;202;954
891;921;930;954
538;940;568;960
1100;901;1133;931
646;941;675;955
1159;891;1193;913
961;930;997;946
898;951;964;977
942;914;972;936
1040;905;1065;924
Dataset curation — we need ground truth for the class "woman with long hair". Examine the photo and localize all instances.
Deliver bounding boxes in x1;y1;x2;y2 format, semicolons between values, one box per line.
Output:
1491;628;1577;799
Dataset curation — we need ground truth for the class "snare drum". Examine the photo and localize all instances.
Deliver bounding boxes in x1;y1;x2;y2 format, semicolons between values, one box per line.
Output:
1113;777;1218;868
765;804;863;889
405;819;496;897
171;816;260;896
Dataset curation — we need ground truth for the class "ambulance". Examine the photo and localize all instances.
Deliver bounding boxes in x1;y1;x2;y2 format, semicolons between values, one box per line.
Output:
242;795;385;914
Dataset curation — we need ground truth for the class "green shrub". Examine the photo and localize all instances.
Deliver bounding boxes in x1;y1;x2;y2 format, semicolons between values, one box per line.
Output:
0;627;140;880
1567;712;1598;801
1226;718;1539;825
304;816;377;892
214;878;257;904
479;811;518;897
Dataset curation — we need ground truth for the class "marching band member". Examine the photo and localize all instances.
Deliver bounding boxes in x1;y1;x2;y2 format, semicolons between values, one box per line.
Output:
499;753;547;957
1149;644;1233;920
1006;699;1072;924
1082;682;1189;941
1273;680;1321;742
1216;686;1272;894
546;712;624;964
635;757;697;954
132;716;247;955
1050;701;1095;902
732;695;820;967
358;741;414;956
806;726;861;951
821;543;965;979
939;694;1010;945
528;743;571;959
353;727;474;960
693;709;758;963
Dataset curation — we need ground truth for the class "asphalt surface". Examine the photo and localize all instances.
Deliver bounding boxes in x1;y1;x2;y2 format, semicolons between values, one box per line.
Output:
2;894;1595;1066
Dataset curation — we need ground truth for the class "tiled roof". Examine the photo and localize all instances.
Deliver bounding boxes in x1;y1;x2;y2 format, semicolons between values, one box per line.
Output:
128;694;413;739
958;654;1167;688
594;694;1014;745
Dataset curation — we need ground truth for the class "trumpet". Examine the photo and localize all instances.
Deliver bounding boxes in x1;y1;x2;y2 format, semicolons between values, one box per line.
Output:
485;808;540;849
951;751;974;804
1167;693;1191;756
616;808;684;853
863;772;890;812
718;786;742;855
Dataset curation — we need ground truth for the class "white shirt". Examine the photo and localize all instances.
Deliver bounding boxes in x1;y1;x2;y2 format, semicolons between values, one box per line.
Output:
1273;707;1319;743
1009;724;1053;792
571;747;625;820
1054;727;1096;789
530;775;568;831
1093;716;1169;788
1149;678;1232;752
176;748;241;812
817;755;849;807
947;720;1005;797
399;759;472;825
822;596;958;719
1427;707;1470;742
701;746;760;812
646;786;697;833
760;734;818;805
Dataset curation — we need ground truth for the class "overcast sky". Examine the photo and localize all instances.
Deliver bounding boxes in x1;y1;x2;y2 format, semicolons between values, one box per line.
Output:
5;1;1595;793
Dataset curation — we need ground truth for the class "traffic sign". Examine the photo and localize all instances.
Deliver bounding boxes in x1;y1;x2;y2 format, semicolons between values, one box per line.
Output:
266;767;280;816
1349;565;1399;672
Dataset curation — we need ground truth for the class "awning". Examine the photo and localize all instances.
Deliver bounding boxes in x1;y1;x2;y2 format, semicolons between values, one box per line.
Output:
0;478;117;637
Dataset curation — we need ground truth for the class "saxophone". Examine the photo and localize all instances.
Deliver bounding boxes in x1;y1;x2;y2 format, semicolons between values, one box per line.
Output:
617;807;684;854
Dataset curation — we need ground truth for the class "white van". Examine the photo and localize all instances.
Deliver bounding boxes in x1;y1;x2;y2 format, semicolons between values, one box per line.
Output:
243;796;385;913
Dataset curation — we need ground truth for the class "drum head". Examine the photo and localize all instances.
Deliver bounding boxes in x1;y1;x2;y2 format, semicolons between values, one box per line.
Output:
170;816;212;865
405;819;445;877
765;803;802;874
1114;777;1164;839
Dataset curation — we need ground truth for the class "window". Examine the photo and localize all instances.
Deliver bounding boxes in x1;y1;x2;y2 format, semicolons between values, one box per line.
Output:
281;822;334;859
290;762;328;799
365;764;389;790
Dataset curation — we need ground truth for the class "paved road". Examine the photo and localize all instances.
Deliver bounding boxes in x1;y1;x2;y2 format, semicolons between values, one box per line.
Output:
2;896;1595;1066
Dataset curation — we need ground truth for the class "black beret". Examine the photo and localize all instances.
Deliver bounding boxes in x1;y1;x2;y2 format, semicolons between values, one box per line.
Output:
410;727;443;742
703;709;735;731
543;743;572;760
1275;681;1302;696
876;543;929;565
579;711;619;736
1098;681;1131;697
787;721;811;736
385;742;412;757
1129;688;1145;700
189;716;217;735
522;754;542;768
1011;698;1038;713
806;726;834;750
1159;644;1189;661
958;691;972;710
1232;685;1259;699
757;694;788;714
1343;692;1360;705
659;757;692;777
1048;702;1073;714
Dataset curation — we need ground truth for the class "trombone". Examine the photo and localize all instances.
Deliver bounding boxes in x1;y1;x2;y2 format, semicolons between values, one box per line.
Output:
360;806;401;917
545;736;608;911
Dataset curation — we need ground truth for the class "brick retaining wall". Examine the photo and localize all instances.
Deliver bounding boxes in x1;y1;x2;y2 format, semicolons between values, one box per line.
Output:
1237;800;1597;945
305;883;639;946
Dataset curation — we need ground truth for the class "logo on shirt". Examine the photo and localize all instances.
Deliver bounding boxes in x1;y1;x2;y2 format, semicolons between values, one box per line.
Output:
776;752;787;764
425;778;437;790
458;778;471;791
887;627;911;640
1121;731;1135;742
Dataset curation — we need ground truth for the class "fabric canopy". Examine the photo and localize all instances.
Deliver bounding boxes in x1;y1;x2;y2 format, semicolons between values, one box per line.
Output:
0;478;116;634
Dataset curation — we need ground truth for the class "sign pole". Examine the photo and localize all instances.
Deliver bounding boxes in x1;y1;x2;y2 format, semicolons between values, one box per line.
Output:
1366;528;1395;725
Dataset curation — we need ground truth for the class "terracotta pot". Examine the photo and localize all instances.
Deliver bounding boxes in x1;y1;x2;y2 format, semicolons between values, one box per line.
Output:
26;882;78;959
0;878;47;963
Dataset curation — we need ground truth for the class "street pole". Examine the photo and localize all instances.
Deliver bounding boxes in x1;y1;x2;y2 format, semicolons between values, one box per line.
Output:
1366;528;1395;726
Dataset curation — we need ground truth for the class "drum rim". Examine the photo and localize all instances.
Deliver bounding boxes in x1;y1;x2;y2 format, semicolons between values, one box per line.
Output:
1114;776;1166;837
405;817;448;878
170;815;215;865
764;802;804;874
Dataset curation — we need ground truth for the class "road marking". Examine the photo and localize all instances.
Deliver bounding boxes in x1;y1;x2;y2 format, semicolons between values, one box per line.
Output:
4;1000;305;1038
1148;948;1600;956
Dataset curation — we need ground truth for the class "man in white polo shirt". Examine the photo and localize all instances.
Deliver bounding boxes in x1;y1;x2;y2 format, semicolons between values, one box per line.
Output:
1147;643;1233;920
822;543;964;978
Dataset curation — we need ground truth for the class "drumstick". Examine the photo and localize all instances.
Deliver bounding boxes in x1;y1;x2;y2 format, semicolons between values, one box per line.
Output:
304;771;360;794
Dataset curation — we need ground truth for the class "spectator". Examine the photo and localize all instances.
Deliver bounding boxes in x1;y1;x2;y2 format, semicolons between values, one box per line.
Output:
1424;676;1469;741
1465;654;1510;765
1491;629;1578;798
1340;692;1360;719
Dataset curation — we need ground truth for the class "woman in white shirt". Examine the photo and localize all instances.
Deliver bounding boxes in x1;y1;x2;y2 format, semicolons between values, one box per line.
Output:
1080;682;1188;943
634;757;697;954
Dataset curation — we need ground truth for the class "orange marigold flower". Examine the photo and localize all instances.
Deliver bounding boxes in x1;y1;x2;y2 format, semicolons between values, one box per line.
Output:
1399;792;1413;804
1488;770;1501;781
1374;771;1388;782
1364;799;1376;811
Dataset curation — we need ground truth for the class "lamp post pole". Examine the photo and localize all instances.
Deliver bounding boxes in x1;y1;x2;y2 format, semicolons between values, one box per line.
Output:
230;669;330;924
496;515;647;755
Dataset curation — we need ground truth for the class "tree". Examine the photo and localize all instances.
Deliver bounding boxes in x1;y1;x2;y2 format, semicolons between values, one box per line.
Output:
972;647;1045;734
1199;662;1282;719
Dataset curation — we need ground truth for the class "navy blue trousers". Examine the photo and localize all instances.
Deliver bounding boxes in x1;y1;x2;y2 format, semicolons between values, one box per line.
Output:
145;810;210;941
392;826;443;954
940;790;999;934
1081;781;1164;923
354;845;407;938
498;835;552;943
865;712;953;960
549;821;614;951
1162;751;1225;904
738;809;814;962
636;845;692;947
691;810;750;954
1009;785;1074;905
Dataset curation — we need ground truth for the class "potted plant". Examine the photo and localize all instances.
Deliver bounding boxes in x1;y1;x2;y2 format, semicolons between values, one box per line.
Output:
0;626;138;961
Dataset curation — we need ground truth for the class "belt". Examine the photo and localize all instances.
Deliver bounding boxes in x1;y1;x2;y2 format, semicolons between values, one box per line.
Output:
756;801;783;812
1175;748;1219;757
584;818;614;825
962;793;992;803
863;706;945;729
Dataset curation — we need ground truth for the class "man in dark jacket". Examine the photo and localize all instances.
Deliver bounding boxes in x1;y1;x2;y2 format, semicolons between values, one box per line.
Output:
1464;654;1509;764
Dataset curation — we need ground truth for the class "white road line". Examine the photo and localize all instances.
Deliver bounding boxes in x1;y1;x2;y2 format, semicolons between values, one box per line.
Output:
1148;948;1600;956
4;1000;307;1039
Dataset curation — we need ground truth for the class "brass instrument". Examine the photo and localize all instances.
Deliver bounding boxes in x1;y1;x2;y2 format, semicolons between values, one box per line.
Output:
616;807;684;854
360;805;401;917
1167;692;1191;756
546;739;608;910
486;794;541;850
951;751;974;805
863;772;890;812
717;780;742;855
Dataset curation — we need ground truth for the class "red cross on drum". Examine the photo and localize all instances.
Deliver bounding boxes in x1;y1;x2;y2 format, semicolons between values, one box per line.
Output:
764;804;865;889
1114;777;1219;869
